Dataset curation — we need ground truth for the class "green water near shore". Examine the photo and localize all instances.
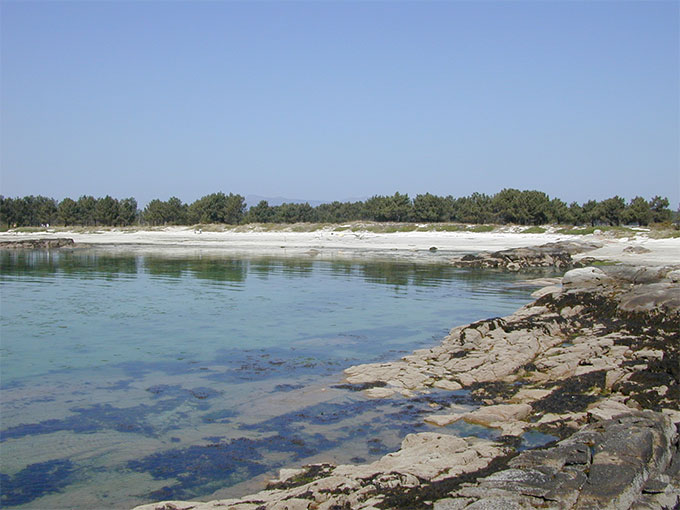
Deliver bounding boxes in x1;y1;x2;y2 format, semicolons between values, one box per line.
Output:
0;249;553;509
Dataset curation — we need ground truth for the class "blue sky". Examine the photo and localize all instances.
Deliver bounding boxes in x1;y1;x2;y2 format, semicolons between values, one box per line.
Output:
1;1;678;208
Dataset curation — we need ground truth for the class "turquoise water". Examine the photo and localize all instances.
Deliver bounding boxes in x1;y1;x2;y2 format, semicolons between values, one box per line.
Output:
1;249;549;509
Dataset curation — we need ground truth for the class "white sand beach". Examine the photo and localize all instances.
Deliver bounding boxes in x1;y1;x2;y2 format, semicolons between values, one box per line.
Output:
1;225;678;266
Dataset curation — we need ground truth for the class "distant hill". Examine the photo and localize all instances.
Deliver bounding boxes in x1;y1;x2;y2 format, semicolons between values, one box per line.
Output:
244;195;325;208
244;195;369;208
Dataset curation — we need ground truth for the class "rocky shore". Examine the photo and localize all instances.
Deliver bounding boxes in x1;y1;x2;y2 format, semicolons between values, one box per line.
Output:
133;260;680;510
448;240;603;270
0;237;75;249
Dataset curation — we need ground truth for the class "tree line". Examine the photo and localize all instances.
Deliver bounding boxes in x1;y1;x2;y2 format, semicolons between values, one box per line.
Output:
0;190;674;228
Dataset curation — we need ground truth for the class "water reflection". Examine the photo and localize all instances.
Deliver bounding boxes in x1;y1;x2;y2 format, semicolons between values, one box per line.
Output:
0;250;139;279
0;248;557;509
145;257;248;284
1;249;553;294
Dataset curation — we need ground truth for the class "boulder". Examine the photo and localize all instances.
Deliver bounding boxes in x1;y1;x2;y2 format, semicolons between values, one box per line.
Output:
562;267;613;289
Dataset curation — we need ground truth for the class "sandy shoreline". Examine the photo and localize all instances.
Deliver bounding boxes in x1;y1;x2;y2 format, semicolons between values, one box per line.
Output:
1;226;678;265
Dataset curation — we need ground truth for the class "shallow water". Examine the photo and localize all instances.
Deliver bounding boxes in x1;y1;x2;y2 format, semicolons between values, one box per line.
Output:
1;249;553;509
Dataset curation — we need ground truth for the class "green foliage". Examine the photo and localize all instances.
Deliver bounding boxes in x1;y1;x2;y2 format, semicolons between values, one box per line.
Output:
143;197;187;226
187;192;245;224
117;198;138;226
412;193;453;222
623;196;651;226
0;195;56;227
599;196;626;226
315;201;365;223
451;192;493;224
491;188;551;225
270;202;316;223
549;198;574;224
556;226;597;235
364;192;412;222
57;198;78;226
76;196;97;226
523;226;546;233
432;224;467;232
588;259;620;266
245;200;274;223
94;196;120;226
2;191;675;231
467;224;495;233
650;196;671;223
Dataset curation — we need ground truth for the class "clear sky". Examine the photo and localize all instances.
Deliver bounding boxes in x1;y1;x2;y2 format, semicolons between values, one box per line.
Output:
1;0;678;208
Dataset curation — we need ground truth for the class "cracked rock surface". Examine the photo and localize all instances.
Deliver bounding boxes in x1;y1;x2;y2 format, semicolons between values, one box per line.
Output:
435;411;679;510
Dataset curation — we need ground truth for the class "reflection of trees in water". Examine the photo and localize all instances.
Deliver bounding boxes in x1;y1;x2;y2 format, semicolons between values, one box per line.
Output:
0;250;558;292
278;259;314;277
0;250;139;279
357;262;462;288
144;257;248;283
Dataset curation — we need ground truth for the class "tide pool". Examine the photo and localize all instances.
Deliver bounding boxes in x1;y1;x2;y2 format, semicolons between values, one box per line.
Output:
0;249;552;509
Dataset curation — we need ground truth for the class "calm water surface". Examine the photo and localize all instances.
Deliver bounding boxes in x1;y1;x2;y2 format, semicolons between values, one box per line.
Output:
0;250;552;509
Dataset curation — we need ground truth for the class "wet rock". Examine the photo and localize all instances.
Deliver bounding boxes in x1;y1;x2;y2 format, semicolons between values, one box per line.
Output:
450;241;600;270
446;411;679;510
0;238;75;249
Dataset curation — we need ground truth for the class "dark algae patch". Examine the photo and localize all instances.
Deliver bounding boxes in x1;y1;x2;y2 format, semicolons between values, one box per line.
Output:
128;435;336;500
333;381;388;392
267;464;335;490
201;409;238;424
129;439;269;501
531;371;606;414
373;454;517;509
1;403;155;440
0;394;205;441
0;459;77;507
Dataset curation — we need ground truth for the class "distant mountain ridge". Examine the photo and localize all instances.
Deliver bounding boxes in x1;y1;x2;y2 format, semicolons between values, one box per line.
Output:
244;195;368;208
